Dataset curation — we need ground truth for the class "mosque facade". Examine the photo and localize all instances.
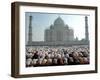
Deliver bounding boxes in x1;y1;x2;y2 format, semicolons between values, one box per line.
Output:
44;17;74;42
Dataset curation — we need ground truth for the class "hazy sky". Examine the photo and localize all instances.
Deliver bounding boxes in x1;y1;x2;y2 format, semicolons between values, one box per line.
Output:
25;12;90;42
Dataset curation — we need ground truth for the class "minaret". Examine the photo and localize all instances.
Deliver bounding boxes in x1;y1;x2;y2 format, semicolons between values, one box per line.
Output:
85;16;89;41
28;15;33;43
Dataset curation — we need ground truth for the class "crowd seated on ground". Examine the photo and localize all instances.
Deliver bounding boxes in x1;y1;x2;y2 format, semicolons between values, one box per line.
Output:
26;45;89;67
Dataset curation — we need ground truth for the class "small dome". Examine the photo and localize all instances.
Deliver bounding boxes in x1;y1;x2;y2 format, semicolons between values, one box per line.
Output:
54;17;65;26
65;24;69;29
50;24;54;29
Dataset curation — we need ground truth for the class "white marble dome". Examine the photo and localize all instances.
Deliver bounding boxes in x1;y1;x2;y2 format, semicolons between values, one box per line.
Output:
54;17;65;27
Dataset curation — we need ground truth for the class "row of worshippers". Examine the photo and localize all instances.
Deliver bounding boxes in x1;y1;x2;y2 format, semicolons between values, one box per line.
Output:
26;46;89;67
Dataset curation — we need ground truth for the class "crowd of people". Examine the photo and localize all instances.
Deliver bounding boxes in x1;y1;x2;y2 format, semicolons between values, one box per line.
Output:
26;45;89;67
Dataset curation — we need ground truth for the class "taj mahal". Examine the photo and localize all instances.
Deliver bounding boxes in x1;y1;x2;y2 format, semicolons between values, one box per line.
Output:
44;17;74;42
27;15;89;46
